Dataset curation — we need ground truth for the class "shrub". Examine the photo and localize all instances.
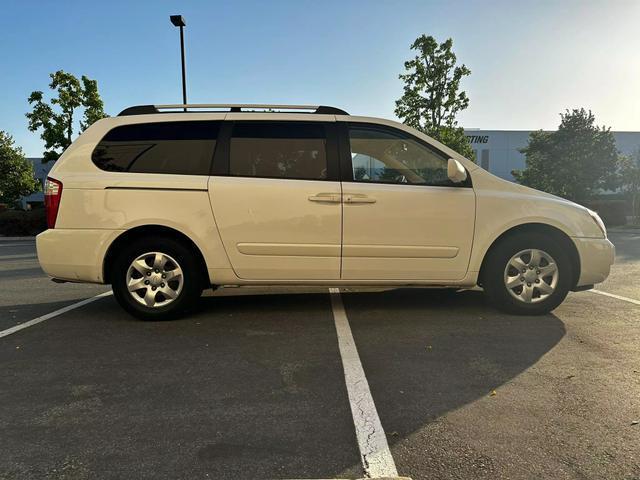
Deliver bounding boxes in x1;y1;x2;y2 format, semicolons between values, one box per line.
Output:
0;208;47;236
586;199;628;227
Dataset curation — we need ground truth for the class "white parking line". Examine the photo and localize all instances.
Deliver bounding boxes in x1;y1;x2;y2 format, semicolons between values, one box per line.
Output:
329;288;399;479
0;253;38;260
0;291;113;339
589;289;640;306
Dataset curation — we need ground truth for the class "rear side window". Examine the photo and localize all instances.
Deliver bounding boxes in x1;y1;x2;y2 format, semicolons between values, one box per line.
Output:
92;121;219;175
229;122;327;180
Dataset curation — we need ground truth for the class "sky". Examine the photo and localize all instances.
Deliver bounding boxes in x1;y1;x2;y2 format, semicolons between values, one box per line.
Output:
2;0;640;157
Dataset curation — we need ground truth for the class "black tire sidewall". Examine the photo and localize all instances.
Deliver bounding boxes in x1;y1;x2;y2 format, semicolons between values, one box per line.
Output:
111;237;202;320
483;233;573;315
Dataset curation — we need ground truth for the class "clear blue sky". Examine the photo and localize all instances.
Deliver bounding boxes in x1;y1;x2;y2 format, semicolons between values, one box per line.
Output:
3;0;639;157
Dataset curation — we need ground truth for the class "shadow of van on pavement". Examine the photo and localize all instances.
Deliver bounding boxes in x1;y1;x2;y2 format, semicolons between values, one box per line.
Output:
340;288;565;479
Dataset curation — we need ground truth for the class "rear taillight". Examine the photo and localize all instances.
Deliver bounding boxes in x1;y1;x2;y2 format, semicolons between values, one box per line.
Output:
44;177;63;229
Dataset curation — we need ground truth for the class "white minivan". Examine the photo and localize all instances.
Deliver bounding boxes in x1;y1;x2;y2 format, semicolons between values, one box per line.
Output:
37;104;614;320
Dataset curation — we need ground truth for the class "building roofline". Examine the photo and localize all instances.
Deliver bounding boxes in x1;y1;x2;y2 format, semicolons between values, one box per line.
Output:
464;128;640;133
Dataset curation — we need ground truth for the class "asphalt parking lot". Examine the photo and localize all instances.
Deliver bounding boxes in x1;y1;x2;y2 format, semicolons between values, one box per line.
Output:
1;232;639;480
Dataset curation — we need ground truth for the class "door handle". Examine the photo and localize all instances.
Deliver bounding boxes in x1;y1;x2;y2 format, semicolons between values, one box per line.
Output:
308;193;341;203
344;194;376;204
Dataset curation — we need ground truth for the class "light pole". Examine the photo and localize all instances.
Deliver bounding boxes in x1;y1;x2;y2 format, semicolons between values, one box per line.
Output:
169;15;187;110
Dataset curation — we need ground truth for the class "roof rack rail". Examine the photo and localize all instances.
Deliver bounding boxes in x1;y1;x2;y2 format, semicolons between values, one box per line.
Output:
117;104;349;116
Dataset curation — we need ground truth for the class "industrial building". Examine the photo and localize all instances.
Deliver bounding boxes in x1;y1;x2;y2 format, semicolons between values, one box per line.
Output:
19;158;51;209
465;129;640;181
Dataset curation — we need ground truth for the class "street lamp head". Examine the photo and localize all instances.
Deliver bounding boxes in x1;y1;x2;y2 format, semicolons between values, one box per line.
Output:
170;15;186;27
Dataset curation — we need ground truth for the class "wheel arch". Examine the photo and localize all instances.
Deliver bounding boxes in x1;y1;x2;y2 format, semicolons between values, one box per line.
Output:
103;225;210;288
478;222;580;288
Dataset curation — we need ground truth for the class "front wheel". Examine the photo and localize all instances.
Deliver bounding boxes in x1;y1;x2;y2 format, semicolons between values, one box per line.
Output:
112;237;203;320
482;233;573;315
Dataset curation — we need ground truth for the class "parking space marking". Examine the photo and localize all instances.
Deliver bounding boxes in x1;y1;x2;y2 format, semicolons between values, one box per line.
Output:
0;253;38;260
589;289;640;306
0;291;113;339
329;288;399;479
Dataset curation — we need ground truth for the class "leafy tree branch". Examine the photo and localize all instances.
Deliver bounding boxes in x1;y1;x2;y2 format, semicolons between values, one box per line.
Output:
0;131;40;205
512;109;621;203
395;35;473;160
26;70;107;163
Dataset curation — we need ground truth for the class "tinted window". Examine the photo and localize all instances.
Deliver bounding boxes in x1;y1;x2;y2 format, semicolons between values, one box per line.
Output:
230;123;327;180
349;126;450;186
92;121;219;175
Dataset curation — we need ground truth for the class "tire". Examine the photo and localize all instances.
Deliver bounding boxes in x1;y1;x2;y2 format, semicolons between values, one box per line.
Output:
111;236;203;320
481;232;573;315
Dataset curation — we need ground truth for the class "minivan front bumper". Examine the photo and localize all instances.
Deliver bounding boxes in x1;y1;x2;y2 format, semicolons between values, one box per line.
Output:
36;229;122;283
573;237;615;287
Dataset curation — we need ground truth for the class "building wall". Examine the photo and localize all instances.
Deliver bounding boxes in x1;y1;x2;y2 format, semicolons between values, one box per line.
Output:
464;130;640;181
20;158;52;208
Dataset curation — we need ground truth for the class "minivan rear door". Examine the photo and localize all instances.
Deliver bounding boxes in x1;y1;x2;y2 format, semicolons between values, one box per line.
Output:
208;117;342;280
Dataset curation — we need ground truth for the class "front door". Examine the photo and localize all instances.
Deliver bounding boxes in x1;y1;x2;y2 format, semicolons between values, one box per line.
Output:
209;120;342;280
340;123;476;281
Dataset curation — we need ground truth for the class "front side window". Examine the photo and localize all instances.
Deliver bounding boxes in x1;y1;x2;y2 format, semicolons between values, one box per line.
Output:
229;123;327;180
92;121;219;175
349;125;450;186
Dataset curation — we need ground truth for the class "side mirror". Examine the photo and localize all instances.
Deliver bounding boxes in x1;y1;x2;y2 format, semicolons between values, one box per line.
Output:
447;158;468;183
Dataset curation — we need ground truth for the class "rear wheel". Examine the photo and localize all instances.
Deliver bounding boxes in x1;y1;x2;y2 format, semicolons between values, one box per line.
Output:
112;237;203;320
482;233;573;315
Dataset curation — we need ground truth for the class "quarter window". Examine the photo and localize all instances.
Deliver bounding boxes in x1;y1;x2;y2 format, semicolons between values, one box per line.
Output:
92;121;219;175
229;123;327;180
349;126;451;186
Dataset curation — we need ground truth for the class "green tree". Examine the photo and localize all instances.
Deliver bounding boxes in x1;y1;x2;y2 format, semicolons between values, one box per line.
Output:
512;109;621;203
395;35;474;160
26;70;107;163
0;131;40;205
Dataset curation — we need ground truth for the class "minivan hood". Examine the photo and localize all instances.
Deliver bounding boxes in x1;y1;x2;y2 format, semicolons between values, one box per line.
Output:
472;168;588;211
470;167;605;239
